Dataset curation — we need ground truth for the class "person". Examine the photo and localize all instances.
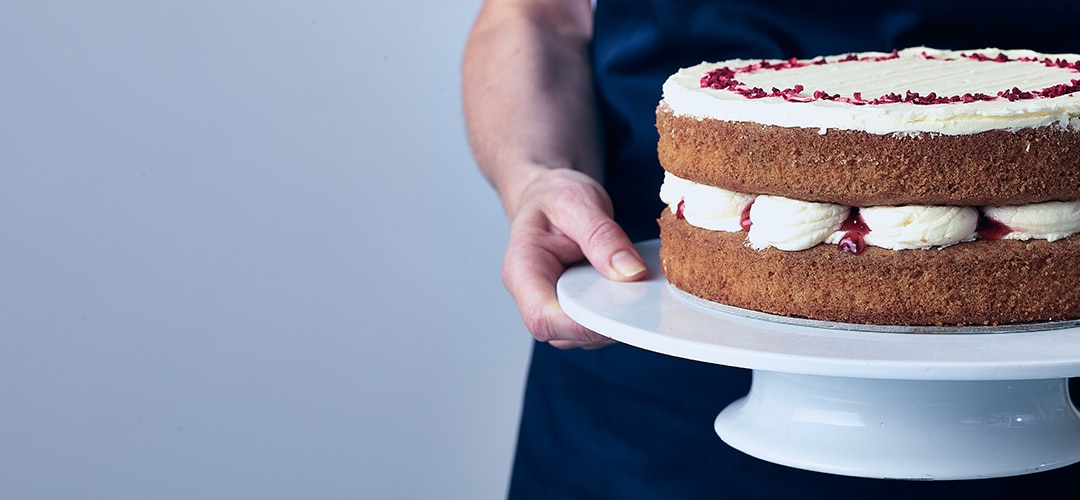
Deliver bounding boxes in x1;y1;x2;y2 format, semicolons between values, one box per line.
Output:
463;0;1080;497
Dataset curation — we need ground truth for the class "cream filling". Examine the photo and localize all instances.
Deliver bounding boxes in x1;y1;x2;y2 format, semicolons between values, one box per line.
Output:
983;201;1080;241
660;177;753;231
662;47;1080;135
855;205;979;250
660;172;1080;251
748;196;848;251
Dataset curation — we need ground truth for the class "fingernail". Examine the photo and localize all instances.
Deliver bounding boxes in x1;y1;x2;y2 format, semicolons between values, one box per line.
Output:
611;250;646;278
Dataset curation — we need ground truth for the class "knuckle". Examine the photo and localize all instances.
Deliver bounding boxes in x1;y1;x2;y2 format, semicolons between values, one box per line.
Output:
544;185;619;249
552;180;609;210
582;217;620;250
500;252;517;290
521;307;559;343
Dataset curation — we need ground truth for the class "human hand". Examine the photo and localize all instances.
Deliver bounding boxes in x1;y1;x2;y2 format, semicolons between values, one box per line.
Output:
501;168;647;349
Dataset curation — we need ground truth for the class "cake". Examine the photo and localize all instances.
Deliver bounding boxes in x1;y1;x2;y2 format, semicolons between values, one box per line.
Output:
655;47;1080;327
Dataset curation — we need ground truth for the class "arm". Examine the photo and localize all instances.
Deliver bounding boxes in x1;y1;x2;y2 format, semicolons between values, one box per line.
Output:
463;0;647;349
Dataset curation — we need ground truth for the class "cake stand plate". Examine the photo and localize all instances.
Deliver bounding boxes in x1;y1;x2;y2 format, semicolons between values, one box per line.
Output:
556;240;1080;480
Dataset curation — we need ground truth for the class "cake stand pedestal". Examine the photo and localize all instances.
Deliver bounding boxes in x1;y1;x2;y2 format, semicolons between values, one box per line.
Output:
556;240;1080;480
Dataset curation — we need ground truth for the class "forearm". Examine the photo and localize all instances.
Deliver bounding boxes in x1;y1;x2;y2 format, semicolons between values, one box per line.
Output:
462;0;600;218
462;0;642;348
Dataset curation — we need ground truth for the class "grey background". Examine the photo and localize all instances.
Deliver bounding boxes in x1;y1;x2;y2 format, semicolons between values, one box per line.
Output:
1;1;535;498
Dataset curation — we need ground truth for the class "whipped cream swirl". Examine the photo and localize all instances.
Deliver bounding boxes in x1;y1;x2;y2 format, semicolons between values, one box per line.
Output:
660;172;1080;251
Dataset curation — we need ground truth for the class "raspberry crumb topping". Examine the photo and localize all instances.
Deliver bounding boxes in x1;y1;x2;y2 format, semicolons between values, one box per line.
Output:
700;50;1080;105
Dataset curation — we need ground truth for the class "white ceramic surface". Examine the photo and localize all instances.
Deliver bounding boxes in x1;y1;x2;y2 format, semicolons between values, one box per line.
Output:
557;240;1080;381
715;372;1080;479
556;239;1080;479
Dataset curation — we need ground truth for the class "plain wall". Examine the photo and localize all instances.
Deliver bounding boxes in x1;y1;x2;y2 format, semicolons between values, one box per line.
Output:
0;1;533;498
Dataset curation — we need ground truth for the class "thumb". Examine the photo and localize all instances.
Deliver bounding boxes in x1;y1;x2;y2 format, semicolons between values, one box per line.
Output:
564;213;647;282
544;174;648;282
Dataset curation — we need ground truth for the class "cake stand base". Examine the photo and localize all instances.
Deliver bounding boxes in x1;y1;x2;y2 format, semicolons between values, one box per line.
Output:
715;372;1080;480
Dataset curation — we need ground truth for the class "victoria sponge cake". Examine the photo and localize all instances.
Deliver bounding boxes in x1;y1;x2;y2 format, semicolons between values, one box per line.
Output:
656;47;1080;326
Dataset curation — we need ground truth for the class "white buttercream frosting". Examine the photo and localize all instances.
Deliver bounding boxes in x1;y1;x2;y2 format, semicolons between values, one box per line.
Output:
984;201;1080;242
747;196;847;251
659;173;1080;251
662;47;1080;135
659;172;753;231
857;205;978;250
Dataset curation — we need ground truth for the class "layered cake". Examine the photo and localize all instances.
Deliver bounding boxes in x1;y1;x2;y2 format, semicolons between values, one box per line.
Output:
656;47;1080;326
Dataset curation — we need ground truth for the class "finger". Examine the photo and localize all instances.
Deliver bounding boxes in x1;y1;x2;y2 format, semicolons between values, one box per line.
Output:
550;338;615;350
502;231;613;346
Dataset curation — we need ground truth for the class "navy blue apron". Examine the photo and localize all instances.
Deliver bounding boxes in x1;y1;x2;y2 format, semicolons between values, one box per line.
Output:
509;1;1080;497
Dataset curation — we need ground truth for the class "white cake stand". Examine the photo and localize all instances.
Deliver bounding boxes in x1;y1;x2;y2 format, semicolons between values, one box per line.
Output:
556;240;1080;480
